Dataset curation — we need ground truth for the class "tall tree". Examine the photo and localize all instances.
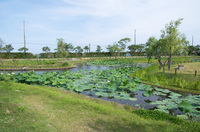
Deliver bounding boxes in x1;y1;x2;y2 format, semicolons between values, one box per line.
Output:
75;46;83;56
83;46;89;53
160;18;189;70
96;45;102;53
118;38;131;51
107;43;121;60
0;38;4;57
146;37;158;63
4;44;14;58
64;43;74;52
55;38;68;60
42;46;51;57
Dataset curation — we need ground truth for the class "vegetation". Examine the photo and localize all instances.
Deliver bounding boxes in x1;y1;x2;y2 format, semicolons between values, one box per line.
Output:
42;46;51;58
146;18;189;71
1;63;200;119
1;81;200;131
96;45;102;53
131;62;200;93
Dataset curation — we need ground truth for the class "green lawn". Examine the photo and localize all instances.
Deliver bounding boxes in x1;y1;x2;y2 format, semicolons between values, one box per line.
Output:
0;81;200;132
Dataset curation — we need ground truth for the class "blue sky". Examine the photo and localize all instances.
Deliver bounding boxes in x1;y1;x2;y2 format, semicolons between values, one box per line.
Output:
0;0;200;54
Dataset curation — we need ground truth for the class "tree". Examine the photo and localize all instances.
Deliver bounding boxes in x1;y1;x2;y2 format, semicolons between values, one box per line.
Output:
128;45;138;55
107;43;121;60
64;43;74;52
96;45;102;53
4;44;14;58
75;46;83;56
83;46;89;53
0;38;4;57
42;46;51;57
128;44;145;56
18;47;29;52
55;38;68;60
118;38;131;51
160;18;189;70
146;37;158;63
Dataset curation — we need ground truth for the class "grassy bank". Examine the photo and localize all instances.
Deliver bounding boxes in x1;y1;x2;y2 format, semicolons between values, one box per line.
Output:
1;82;200;131
131;62;200;94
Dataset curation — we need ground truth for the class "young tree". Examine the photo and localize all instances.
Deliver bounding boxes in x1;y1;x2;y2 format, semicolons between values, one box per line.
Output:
0;38;4;57
118;38;131;51
55;38;68;60
96;45;102;53
83;46;89;53
42;46;51;57
146;37;158;63
18;47;29;52
107;43;121;60
4;44;14;58
75;46;83;56
64;43;74;52
160;18;189;70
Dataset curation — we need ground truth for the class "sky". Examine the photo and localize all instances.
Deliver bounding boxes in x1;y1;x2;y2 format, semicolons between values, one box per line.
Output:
0;0;200;54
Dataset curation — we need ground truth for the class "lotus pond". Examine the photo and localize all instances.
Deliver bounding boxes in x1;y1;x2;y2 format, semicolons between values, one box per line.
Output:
0;62;200;120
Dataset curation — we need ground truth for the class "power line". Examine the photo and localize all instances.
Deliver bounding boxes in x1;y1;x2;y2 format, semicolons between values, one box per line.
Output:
11;43;56;46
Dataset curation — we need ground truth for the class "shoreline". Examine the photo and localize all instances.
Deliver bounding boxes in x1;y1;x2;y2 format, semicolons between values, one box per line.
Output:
0;66;77;71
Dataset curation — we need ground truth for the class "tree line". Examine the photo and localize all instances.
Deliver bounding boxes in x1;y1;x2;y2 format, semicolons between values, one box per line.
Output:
0;18;200;62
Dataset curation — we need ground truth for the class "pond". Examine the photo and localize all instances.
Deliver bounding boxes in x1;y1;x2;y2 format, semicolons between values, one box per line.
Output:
0;63;199;120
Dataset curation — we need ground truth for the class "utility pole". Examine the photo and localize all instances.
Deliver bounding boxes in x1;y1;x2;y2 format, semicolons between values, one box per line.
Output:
23;21;26;56
192;35;193;46
89;43;90;57
134;29;136;45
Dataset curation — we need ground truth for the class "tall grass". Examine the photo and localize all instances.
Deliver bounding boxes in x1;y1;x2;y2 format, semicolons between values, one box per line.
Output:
131;64;200;91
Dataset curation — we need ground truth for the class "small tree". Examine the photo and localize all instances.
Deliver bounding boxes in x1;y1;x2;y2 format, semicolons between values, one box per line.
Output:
96;45;102;53
75;46;83;56
18;47;29;52
4;44;14;58
118;38;131;52
55;38;68;60
0;38;4;57
160;18;189;70
83;46;89;53
42;46;51;58
107;43;121;60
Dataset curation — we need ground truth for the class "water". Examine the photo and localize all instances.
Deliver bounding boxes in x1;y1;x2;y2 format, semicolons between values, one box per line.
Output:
1;63;199;118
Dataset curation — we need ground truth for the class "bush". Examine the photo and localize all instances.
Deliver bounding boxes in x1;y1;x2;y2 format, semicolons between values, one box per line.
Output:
62;62;69;67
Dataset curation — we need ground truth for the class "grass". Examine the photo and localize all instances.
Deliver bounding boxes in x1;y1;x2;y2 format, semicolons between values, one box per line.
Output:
131;62;200;94
1;81;200;131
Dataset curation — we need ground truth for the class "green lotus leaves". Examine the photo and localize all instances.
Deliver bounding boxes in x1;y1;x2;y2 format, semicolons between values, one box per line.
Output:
129;98;137;101
177;115;188;119
144;90;153;97
178;101;194;113
1;62;200;119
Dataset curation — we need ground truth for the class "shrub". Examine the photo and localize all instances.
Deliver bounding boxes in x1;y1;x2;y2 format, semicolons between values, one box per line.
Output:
62;62;69;67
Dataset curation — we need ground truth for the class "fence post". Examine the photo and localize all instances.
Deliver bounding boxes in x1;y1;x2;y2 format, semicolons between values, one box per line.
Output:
195;70;197;77
175;68;177;75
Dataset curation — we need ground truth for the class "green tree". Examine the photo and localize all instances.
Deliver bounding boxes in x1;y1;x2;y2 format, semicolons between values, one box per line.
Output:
83;46;89;53
42;46;51;58
96;45;102;53
3;44;14;58
146;37;158;63
160;18;189;70
118;38;131;51
75;46;83;56
64;43;74;52
107;43;121;60
18;47;29;52
0;38;4;57
55;38;68;60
